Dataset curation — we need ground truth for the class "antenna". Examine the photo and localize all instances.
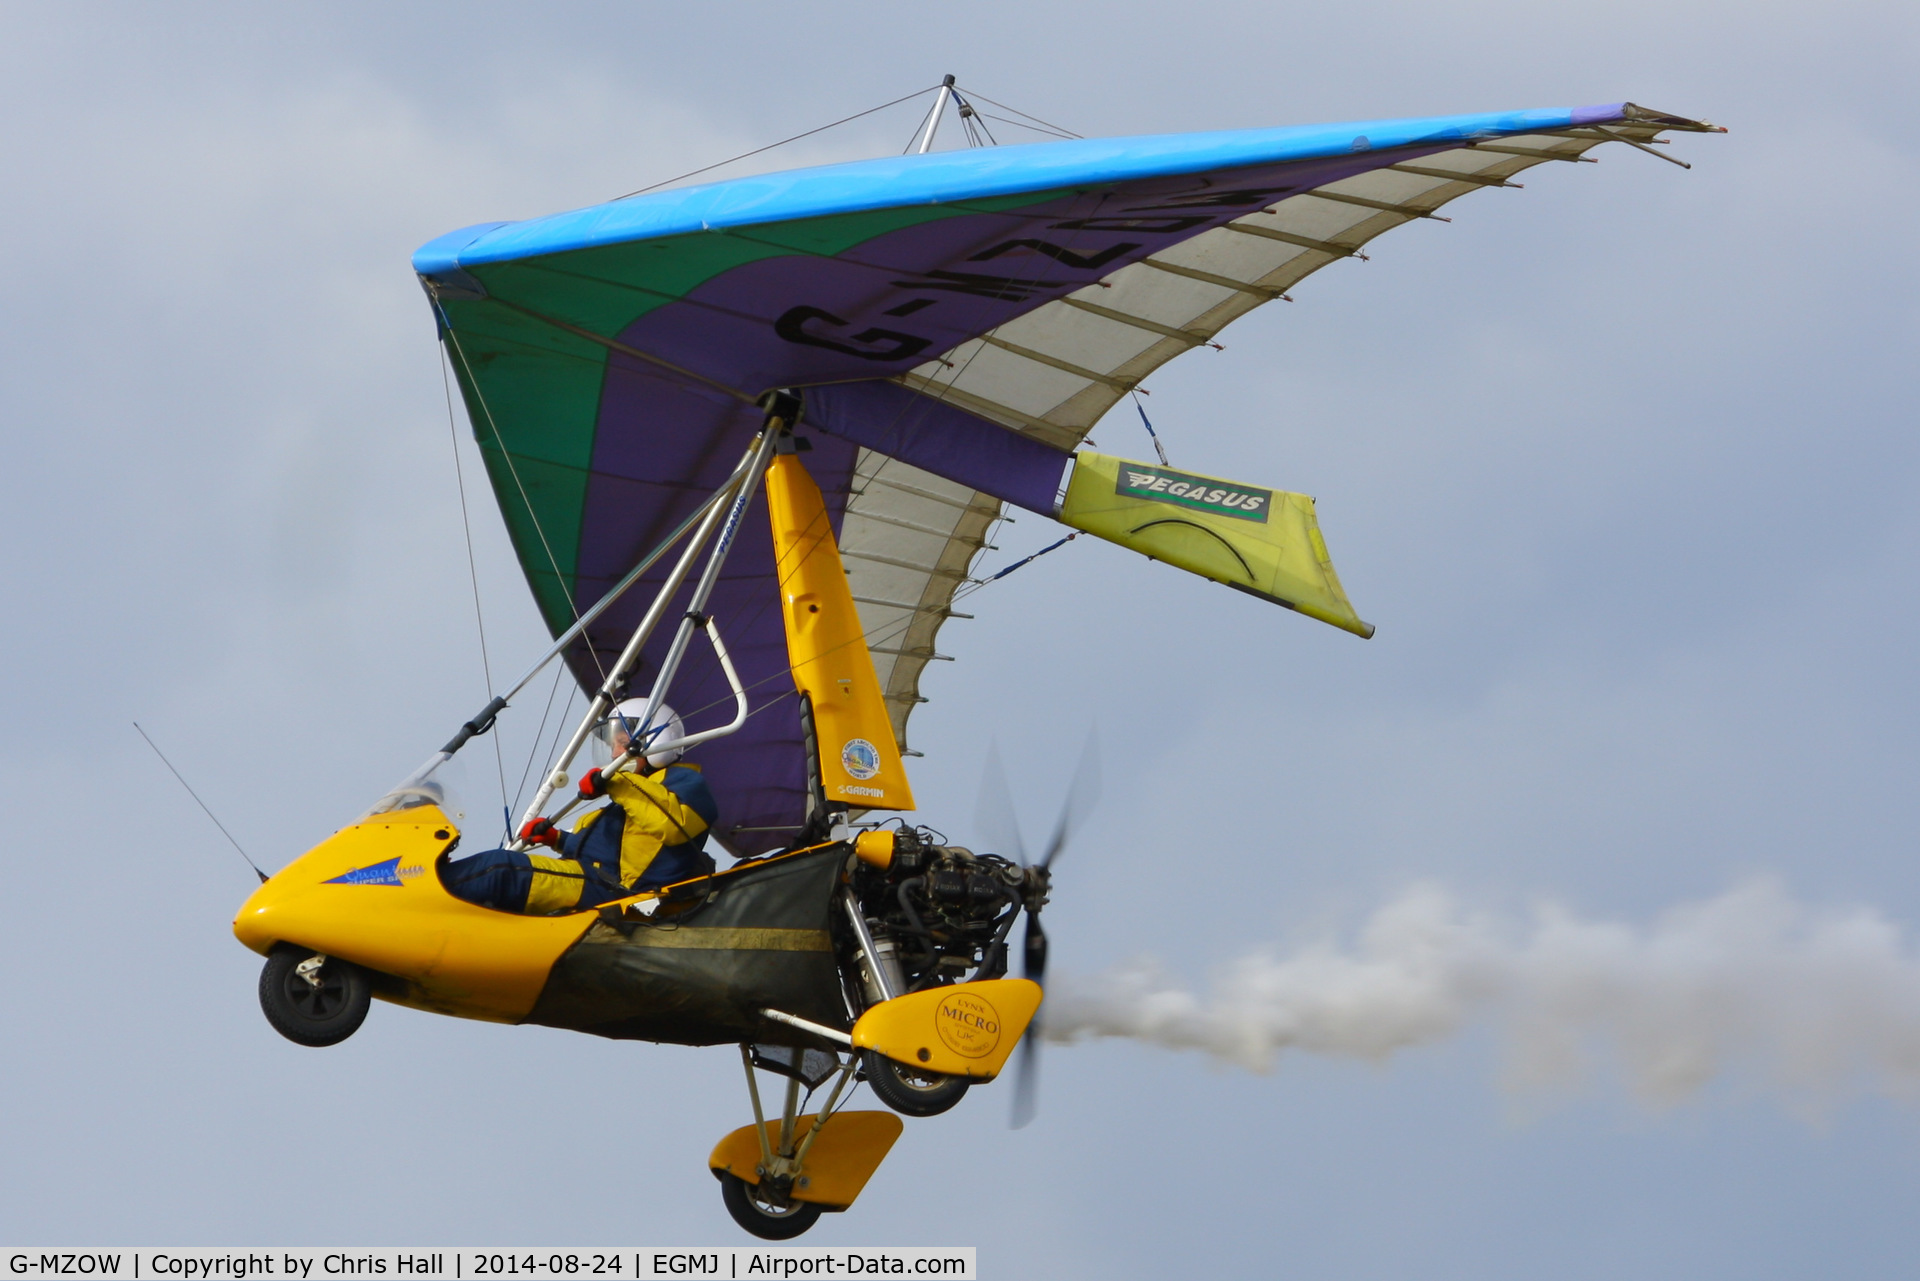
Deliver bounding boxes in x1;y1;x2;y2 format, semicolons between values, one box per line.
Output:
134;722;269;882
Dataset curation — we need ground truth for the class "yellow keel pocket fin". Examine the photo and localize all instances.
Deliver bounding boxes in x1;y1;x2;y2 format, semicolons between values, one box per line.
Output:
765;449;916;811
1057;451;1374;639
709;1111;904;1208
851;978;1043;1081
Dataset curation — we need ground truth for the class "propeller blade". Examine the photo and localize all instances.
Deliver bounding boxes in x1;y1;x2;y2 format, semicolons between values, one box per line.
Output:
1011;911;1047;1129
993;731;1096;1130
1022;909;1048;985
1010;1023;1041;1129
1039;731;1102;869
974;740;1027;865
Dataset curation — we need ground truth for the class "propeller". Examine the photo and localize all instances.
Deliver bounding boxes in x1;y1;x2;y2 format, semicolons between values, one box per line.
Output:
975;734;1101;1129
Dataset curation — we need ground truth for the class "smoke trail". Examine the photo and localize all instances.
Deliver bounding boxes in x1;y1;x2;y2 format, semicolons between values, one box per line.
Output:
1044;880;1920;1103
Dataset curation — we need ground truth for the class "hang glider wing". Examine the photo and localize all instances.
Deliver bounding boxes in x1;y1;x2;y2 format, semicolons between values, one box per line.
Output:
415;101;1720;852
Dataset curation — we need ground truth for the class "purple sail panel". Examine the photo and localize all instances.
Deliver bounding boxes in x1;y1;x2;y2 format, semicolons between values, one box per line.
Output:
558;152;1456;846
567;356;863;854
802;381;1071;515
600;148;1466;400
1570;103;1629;127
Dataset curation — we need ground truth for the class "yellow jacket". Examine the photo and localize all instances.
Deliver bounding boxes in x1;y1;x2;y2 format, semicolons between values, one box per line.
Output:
565;763;717;889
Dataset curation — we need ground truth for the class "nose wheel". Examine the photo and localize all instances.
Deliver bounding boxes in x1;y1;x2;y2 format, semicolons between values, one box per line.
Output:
259;945;371;1046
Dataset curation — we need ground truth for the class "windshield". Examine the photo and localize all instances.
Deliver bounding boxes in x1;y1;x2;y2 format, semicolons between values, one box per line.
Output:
365;751;470;824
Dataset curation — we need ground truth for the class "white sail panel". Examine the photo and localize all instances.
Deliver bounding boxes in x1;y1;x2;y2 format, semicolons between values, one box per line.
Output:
856;110;1716;751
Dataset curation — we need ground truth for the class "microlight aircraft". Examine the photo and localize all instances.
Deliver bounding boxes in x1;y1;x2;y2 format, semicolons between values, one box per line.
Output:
232;88;1721;1237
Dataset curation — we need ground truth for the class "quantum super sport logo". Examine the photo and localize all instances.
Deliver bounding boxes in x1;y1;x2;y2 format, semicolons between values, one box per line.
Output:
1116;465;1272;523
322;858;425;887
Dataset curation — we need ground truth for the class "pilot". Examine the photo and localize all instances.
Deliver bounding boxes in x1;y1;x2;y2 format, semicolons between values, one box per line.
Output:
443;700;720;914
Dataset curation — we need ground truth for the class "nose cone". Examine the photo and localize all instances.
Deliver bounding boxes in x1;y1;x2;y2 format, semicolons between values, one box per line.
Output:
229;805;458;957
232;871;296;955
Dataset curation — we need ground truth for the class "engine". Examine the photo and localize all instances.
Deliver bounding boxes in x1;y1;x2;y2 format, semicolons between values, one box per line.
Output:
840;826;1044;1004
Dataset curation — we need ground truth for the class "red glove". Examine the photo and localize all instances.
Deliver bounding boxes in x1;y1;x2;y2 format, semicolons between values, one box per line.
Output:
578;768;611;799
518;817;561;848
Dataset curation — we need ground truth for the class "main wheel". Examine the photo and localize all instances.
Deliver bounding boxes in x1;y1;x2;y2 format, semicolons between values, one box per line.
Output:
860;1048;970;1117
719;1173;823;1240
259;946;371;1047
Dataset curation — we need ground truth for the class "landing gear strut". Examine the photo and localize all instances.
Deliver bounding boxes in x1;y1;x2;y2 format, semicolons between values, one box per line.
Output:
717;1046;856;1239
710;1043;912;1240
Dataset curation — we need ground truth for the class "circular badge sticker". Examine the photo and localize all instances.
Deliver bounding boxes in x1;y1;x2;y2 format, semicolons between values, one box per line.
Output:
840;738;881;780
934;989;1002;1059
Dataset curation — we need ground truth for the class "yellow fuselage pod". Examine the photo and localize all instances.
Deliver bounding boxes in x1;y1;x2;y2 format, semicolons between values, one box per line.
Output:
765;449;916;812
232;806;595;1023
851;978;1043;1080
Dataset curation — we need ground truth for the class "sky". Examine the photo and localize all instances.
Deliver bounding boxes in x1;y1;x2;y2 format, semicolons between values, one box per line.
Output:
2;1;1918;1275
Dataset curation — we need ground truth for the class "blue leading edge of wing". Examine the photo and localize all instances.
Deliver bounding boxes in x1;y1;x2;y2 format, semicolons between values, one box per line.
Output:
415;105;1613;274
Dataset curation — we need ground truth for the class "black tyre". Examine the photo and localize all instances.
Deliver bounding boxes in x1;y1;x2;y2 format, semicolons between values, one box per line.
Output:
259;946;371;1047
719;1173;823;1240
860;1048;970;1117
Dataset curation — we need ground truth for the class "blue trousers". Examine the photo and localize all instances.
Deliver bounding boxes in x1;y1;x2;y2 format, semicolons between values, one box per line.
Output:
441;848;617;913
443;845;718;914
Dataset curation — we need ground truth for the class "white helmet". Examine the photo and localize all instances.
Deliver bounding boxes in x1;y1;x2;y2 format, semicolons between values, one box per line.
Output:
593;698;687;768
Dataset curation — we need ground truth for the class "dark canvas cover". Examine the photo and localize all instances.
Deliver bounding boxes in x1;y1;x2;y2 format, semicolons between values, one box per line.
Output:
526;845;849;1046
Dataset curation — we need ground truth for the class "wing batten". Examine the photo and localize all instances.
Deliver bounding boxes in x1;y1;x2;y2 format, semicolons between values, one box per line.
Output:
839;450;1002;751
882;108;1718;455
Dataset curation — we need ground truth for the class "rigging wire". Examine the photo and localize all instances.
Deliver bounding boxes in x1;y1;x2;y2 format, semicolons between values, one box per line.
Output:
628;534;1070;748
439;345;512;826
955;533;1078;599
951;89;1082;139
523;549;1061;845
836;187;1117;696
442;78;1096;805
134;722;269;883
561;167;1119;765
1131;390;1171;466
436;317;614;695
536;684;584;805
950;88;997;148
615;84;944;201
510;657;571;819
507;429;1084;822
902;76;953;155
974;111;1077;140
585;86;1112;761
900;81;1005;154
